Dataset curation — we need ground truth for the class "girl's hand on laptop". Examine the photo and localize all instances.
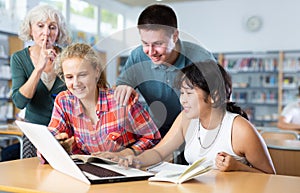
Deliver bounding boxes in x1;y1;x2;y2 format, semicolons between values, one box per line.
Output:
118;155;142;169
93;151;119;162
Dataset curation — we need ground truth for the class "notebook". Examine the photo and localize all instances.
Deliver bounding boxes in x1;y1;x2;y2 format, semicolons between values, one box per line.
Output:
15;120;154;185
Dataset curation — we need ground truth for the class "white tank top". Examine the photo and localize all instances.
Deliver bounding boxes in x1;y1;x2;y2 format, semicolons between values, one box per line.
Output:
184;111;248;168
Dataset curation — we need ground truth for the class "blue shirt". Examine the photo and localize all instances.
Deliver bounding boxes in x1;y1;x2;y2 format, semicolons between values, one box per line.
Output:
116;40;216;137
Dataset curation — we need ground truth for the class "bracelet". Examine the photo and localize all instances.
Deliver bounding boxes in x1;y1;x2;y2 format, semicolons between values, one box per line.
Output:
128;146;138;156
152;149;163;162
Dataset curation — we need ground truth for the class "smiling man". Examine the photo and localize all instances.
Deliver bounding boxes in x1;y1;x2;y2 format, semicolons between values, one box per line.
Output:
115;4;215;143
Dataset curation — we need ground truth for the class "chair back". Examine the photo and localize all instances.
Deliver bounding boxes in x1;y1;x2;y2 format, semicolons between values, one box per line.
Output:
260;130;298;140
261;130;300;176
268;147;300;176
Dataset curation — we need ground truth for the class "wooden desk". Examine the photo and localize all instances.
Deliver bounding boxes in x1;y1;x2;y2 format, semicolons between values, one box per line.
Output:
0;124;23;159
0;158;300;193
265;139;300;150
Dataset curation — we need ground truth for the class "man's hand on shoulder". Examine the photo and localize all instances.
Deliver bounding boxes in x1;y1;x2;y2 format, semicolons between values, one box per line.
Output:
114;85;139;106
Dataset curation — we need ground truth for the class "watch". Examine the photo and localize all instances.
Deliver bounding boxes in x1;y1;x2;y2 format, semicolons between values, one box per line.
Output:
246;16;263;32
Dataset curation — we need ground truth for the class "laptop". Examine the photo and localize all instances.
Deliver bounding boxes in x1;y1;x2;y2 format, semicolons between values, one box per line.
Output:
15;120;154;185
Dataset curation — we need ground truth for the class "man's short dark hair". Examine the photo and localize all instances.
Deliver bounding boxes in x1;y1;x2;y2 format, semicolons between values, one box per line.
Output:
137;4;177;34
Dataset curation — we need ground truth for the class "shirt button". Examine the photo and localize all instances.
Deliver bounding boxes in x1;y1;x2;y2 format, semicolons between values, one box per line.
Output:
92;137;96;140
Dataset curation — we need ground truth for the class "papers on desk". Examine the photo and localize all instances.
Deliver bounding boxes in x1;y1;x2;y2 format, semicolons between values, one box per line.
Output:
146;161;188;173
147;158;212;184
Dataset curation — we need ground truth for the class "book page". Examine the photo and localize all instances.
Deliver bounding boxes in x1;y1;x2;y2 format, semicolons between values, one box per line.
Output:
70;154;118;164
146;162;188;173
148;158;212;184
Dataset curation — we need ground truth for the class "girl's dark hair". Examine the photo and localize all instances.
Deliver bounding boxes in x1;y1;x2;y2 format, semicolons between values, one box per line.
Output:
175;60;248;120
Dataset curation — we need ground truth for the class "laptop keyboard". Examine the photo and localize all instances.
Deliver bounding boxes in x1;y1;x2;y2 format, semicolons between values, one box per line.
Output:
78;163;125;177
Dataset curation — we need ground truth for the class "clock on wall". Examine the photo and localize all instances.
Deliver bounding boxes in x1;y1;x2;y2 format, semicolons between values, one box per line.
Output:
246;15;263;32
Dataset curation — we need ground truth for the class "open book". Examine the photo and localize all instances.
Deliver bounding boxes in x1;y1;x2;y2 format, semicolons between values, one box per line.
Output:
70;154;118;165
147;157;212;184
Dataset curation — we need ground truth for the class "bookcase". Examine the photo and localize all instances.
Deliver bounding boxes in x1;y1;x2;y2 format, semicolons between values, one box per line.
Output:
279;51;300;108
0;31;23;124
216;51;300;126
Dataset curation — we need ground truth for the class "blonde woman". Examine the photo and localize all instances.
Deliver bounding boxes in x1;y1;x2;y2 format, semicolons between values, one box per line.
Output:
41;43;160;162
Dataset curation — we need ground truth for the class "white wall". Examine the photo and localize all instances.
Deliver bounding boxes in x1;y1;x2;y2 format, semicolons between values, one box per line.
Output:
121;0;300;53
163;0;300;52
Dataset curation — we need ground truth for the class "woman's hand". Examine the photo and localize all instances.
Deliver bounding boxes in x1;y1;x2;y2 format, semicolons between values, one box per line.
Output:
93;151;120;162
118;155;142;169
215;152;239;172
36;36;57;73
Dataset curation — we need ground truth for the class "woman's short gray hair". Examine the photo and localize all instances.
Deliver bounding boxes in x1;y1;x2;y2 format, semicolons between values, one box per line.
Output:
18;4;71;45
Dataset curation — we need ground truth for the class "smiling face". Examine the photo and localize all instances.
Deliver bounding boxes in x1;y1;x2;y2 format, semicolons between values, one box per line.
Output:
62;57;99;101
180;80;212;120
30;18;59;49
140;29;178;65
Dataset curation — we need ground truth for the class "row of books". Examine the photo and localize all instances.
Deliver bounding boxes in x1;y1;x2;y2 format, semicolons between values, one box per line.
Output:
232;91;277;104
283;58;300;72
224;58;278;72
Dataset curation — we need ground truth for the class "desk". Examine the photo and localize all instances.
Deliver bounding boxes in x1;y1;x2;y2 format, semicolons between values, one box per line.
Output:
265;139;300;150
0;124;23;159
0;158;300;193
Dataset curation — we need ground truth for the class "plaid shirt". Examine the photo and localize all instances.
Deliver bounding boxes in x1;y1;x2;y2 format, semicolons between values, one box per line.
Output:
48;88;161;155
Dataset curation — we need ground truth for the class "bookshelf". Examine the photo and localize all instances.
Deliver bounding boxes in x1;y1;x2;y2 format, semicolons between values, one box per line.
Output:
217;51;280;126
279;51;300;109
0;31;23;124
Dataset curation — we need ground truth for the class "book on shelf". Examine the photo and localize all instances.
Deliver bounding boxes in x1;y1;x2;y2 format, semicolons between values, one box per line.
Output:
147;157;212;184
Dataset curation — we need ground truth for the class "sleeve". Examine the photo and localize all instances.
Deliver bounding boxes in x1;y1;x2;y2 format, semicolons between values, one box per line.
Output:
10;52;31;109
116;53;137;87
281;107;297;123
126;99;161;154
48;94;84;154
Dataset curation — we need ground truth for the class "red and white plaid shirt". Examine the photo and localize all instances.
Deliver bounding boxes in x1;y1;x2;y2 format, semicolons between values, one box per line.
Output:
48;88;161;155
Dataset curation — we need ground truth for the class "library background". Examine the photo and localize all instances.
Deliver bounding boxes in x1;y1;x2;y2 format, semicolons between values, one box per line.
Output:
0;0;300;168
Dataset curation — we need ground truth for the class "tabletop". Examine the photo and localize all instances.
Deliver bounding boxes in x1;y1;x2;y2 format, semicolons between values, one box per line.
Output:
0;158;300;193
0;124;23;136
265;138;300;150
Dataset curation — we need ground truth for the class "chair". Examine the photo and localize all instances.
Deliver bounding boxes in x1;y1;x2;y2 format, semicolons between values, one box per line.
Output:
268;146;300;176
260;130;299;141
260;130;300;176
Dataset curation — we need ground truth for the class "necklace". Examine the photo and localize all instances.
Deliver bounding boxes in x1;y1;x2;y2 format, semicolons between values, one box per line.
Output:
197;118;223;149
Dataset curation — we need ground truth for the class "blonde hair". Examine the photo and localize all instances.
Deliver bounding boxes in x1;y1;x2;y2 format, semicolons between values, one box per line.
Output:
19;4;71;45
54;43;108;88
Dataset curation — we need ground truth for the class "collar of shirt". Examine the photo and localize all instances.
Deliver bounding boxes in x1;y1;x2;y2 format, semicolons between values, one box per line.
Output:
73;88;110;117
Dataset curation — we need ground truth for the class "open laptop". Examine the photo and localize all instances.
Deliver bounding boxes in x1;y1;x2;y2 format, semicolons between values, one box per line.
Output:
15;120;154;185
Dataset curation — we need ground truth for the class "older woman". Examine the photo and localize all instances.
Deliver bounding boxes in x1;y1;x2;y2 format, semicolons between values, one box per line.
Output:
11;4;71;158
